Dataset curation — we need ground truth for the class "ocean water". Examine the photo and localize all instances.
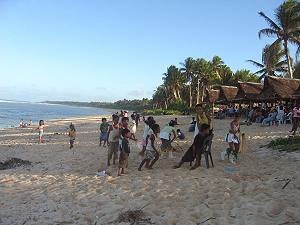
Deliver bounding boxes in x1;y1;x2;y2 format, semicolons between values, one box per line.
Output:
0;101;113;128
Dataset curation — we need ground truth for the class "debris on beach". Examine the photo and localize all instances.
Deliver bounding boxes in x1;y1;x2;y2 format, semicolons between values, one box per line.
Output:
115;210;154;225
0;158;31;170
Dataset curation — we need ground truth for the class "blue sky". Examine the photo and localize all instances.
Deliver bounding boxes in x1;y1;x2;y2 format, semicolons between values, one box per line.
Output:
0;0;288;102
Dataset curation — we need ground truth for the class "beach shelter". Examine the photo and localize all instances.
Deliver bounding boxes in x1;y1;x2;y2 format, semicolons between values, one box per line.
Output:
260;76;300;101
212;85;238;103
235;81;263;103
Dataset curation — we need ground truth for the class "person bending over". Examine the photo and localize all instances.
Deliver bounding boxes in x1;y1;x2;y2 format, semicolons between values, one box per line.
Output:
174;124;210;169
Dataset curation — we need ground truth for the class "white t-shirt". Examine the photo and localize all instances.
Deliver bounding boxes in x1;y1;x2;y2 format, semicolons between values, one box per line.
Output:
159;125;174;140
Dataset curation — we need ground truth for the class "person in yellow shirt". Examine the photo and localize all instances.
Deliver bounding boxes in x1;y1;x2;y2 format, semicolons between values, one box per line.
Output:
194;103;211;137
68;123;76;149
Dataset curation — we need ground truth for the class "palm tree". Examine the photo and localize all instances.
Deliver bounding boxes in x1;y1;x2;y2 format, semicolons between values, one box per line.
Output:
247;43;287;79
162;65;185;101
180;57;195;108
294;62;300;79
233;69;259;83
258;0;300;78
153;85;168;109
211;56;225;79
216;65;234;85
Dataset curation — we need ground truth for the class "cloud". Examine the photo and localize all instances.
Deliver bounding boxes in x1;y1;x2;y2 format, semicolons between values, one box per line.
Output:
127;89;145;97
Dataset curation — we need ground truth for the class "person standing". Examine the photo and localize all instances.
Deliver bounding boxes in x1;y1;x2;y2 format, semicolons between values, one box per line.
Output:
107;115;120;166
290;105;300;135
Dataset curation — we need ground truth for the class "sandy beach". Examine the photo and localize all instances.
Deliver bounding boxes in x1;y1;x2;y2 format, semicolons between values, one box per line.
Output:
0;115;300;225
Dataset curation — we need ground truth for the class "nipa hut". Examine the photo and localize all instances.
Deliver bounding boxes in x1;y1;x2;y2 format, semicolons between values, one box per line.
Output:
213;85;238;103
235;81;263;102
260;76;300;101
204;89;220;103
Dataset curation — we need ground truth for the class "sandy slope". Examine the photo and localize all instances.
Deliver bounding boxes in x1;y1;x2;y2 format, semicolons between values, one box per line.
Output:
0;115;299;225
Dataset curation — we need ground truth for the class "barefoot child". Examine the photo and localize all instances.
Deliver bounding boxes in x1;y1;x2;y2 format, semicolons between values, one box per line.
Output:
68;123;76;149
107;114;120;166
138;124;160;171
118;128;131;176
225;113;241;163
35;120;45;143
99;118;109;147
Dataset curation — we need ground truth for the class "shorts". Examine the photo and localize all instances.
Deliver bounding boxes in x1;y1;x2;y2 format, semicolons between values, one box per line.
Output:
118;151;129;169
70;138;75;145
225;133;240;144
108;142;119;161
160;139;172;152
39;130;44;138
100;132;108;141
145;148;157;160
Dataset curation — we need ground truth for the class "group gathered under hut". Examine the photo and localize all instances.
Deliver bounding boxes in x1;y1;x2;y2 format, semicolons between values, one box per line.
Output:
205;76;300;105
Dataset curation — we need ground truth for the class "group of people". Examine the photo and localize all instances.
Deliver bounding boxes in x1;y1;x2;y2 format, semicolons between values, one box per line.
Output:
29;103;247;176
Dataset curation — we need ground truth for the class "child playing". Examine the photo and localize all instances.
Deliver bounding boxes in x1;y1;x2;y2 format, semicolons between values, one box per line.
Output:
177;129;185;140
174;124;210;169
118;128;131;176
160;120;177;158
68;123;76;149
225;113;241;162
36;120;45;143
107;114;120;166
138;124;160;171
99;118;109;147
141;116;156;155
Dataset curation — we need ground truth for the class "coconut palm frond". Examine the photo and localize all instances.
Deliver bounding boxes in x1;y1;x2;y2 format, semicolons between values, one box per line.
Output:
258;11;281;31
247;60;264;68
258;28;278;39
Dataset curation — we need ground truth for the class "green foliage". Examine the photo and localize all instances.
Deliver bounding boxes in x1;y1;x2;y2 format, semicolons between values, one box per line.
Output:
247;43;287;79
45;99;152;112
142;109;182;116
268;136;300;152
233;70;259;83
168;99;189;112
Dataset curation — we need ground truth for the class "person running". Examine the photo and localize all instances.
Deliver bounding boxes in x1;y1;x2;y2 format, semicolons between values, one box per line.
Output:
68;123;76;149
138;124;160;171
107;114;120;166
99;118;109;147
140;116;156;155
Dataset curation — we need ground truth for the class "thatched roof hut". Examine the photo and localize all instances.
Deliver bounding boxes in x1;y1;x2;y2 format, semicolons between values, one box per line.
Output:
213;85;238;103
204;89;220;103
235;81;263;101
260;76;300;100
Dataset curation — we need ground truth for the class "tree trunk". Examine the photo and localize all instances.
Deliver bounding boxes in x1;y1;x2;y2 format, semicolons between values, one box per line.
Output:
177;89;181;100
189;83;192;108
284;39;293;79
173;89;178;99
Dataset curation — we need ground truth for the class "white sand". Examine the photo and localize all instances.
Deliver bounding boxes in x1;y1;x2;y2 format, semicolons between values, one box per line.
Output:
0;115;299;225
